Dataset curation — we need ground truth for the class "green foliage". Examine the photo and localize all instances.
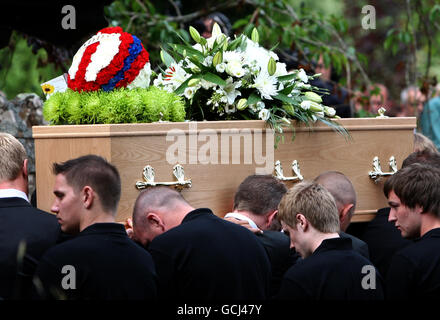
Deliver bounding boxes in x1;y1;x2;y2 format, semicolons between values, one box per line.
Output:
104;0;362;86
0;32;60;99
43;87;185;125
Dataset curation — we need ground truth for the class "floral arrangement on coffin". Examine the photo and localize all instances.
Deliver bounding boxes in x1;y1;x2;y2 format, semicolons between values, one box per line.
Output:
67;26;151;92
43;26;185;125
154;23;345;138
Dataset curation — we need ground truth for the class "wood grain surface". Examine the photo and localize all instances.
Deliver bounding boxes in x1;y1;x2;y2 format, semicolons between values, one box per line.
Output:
33;117;416;223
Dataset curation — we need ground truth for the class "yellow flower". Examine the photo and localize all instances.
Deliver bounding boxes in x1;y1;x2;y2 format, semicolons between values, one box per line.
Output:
41;84;55;95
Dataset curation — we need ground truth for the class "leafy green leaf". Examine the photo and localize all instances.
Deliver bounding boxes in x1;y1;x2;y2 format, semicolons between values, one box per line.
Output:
248;93;261;105
160;49;176;68
201;72;227;86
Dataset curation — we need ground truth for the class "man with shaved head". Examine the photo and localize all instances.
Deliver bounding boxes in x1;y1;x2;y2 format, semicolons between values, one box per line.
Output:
314;171;369;259
132;187;271;301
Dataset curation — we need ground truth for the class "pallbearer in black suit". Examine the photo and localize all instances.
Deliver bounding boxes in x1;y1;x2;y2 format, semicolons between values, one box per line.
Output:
314;171;370;259
385;163;440;299
224;174;299;297
132;187;271;301
277;181;384;300
0;133;61;300
33;155;157;300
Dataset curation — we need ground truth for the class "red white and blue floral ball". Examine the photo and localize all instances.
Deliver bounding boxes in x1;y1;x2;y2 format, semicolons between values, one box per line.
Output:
67;26;151;92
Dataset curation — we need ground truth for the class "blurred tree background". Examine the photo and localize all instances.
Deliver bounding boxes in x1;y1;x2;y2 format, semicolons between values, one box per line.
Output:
1;0;440;117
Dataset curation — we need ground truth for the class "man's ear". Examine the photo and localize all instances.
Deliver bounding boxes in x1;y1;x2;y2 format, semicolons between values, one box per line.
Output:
22;159;28;178
82;186;94;209
339;203;354;230
146;212;165;231
266;210;278;228
296;213;308;232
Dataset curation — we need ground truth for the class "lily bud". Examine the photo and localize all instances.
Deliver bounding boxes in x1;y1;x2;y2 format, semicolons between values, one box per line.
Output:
160;50;166;65
251;28;259;43
213;51;223;67
189;26;201;43
188;79;200;87
309;102;324;113
237;98;248;110
268;57;277;76
304;91;322;103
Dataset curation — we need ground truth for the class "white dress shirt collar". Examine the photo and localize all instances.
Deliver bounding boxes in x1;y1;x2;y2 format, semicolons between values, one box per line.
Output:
0;189;29;202
224;212;259;229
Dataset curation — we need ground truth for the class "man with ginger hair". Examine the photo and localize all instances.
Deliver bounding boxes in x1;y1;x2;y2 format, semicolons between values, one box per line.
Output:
132;186;271;300
0;133;60;299
277;181;384;300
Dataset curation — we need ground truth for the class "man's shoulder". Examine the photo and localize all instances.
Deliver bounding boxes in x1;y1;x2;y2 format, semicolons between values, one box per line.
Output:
0;199;59;233
395;233;440;261
257;230;290;246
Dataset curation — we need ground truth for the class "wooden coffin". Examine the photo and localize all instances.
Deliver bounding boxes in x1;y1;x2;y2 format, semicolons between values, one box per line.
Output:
32;117;416;223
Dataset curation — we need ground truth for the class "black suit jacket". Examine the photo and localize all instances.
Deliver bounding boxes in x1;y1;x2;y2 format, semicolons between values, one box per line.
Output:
34;223;157;300
256;231;299;298
0;197;61;299
278;237;384;300
359;207;412;278
148;208;271;300
339;231;370;259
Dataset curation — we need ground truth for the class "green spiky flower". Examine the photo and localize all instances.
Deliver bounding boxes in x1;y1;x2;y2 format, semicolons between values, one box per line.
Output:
43;87;186;125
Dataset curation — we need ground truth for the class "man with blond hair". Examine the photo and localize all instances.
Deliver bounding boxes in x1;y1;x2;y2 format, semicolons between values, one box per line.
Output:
277;181;384;300
0;133;60;299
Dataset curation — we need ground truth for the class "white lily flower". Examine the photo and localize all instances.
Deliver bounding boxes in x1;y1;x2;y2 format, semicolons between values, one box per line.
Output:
200;79;216;90
225;104;237;114
216;63;226;73
203;56;213;67
206;23;225;49
275;62;288;77
218;78;242;105
226;60;245;78
162;63;190;91
325;107;336;117
193;43;203;52
298;68;308;83
258;108;271;121
300;100;312;110
184;87;196;99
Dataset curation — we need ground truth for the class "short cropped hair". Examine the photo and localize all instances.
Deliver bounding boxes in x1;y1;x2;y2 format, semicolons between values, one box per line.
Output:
313;171;356;211
233;175;287;216
53;155;121;213
384;163;440;217
278;181;340;233
0;133;27;182
133;187;188;226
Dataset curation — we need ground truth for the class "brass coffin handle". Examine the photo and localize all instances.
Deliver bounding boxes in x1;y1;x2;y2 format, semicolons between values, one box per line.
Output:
274;160;304;182
368;156;397;183
136;164;192;191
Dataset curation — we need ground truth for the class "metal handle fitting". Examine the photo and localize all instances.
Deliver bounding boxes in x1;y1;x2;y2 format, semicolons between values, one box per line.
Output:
274;160;304;182
369;156;397;183
136;164;192;191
